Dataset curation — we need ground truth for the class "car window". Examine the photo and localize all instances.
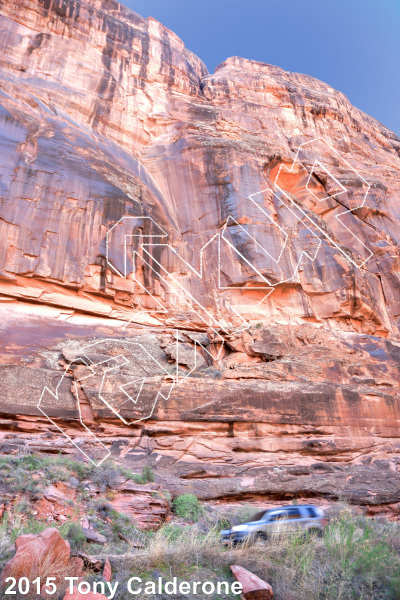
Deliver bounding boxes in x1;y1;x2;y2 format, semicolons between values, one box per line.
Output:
306;507;318;517
269;512;284;522
267;508;305;521
285;513;302;520
260;511;271;521
279;508;303;520
252;510;268;522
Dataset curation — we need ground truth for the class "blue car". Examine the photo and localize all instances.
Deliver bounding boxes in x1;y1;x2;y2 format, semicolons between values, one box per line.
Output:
221;505;328;544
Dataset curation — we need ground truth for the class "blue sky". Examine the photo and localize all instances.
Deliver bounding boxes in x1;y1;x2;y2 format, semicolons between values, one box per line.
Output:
126;0;400;135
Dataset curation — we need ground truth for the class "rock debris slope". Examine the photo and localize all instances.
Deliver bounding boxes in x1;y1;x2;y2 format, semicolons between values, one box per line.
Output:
0;0;400;509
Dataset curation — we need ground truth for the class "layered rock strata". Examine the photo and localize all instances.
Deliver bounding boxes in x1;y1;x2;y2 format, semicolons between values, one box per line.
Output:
0;0;399;509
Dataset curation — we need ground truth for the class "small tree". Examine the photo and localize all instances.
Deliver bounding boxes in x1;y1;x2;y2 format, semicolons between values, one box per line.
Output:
172;494;202;521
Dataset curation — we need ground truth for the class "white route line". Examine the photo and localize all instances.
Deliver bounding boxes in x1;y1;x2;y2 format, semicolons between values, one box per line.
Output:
38;138;374;465
273;137;373;268
37;333;211;465
38;356;111;467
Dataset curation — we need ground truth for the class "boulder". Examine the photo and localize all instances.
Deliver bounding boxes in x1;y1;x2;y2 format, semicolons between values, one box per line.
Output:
44;481;77;502
70;551;102;571
68;557;84;578
103;558;112;582
81;528;107;545
231;565;273;599
0;528;70;586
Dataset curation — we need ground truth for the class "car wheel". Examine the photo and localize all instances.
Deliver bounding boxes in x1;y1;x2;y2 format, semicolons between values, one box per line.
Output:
308;527;323;538
255;531;268;542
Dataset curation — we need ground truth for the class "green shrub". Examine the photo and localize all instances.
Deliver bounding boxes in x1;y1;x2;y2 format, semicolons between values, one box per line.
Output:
172;494;202;521
110;511;136;540
90;462;123;488
18;455;45;471
159;523;192;541
119;466;137;480
216;516;231;531
93;500;113;516
0;454;94;495
14;499;30;514
65;522;86;551
55;457;93;480
134;465;155;484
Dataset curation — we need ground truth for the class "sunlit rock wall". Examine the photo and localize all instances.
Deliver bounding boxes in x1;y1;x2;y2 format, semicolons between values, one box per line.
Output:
0;0;400;508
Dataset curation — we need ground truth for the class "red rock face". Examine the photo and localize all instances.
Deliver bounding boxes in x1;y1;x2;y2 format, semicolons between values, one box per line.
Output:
0;0;399;507
0;528;70;586
231;565;274;600
110;481;170;530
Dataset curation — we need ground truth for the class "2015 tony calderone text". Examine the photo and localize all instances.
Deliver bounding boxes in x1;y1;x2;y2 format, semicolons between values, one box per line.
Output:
3;576;243;598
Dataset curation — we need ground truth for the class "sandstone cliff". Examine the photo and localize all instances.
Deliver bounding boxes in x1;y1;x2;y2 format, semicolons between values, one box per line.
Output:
0;0;400;510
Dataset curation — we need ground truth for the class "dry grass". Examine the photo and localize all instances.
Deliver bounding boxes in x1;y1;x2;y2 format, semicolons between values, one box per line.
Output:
98;509;400;600
3;505;398;599
1;455;400;599
0;541;72;600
